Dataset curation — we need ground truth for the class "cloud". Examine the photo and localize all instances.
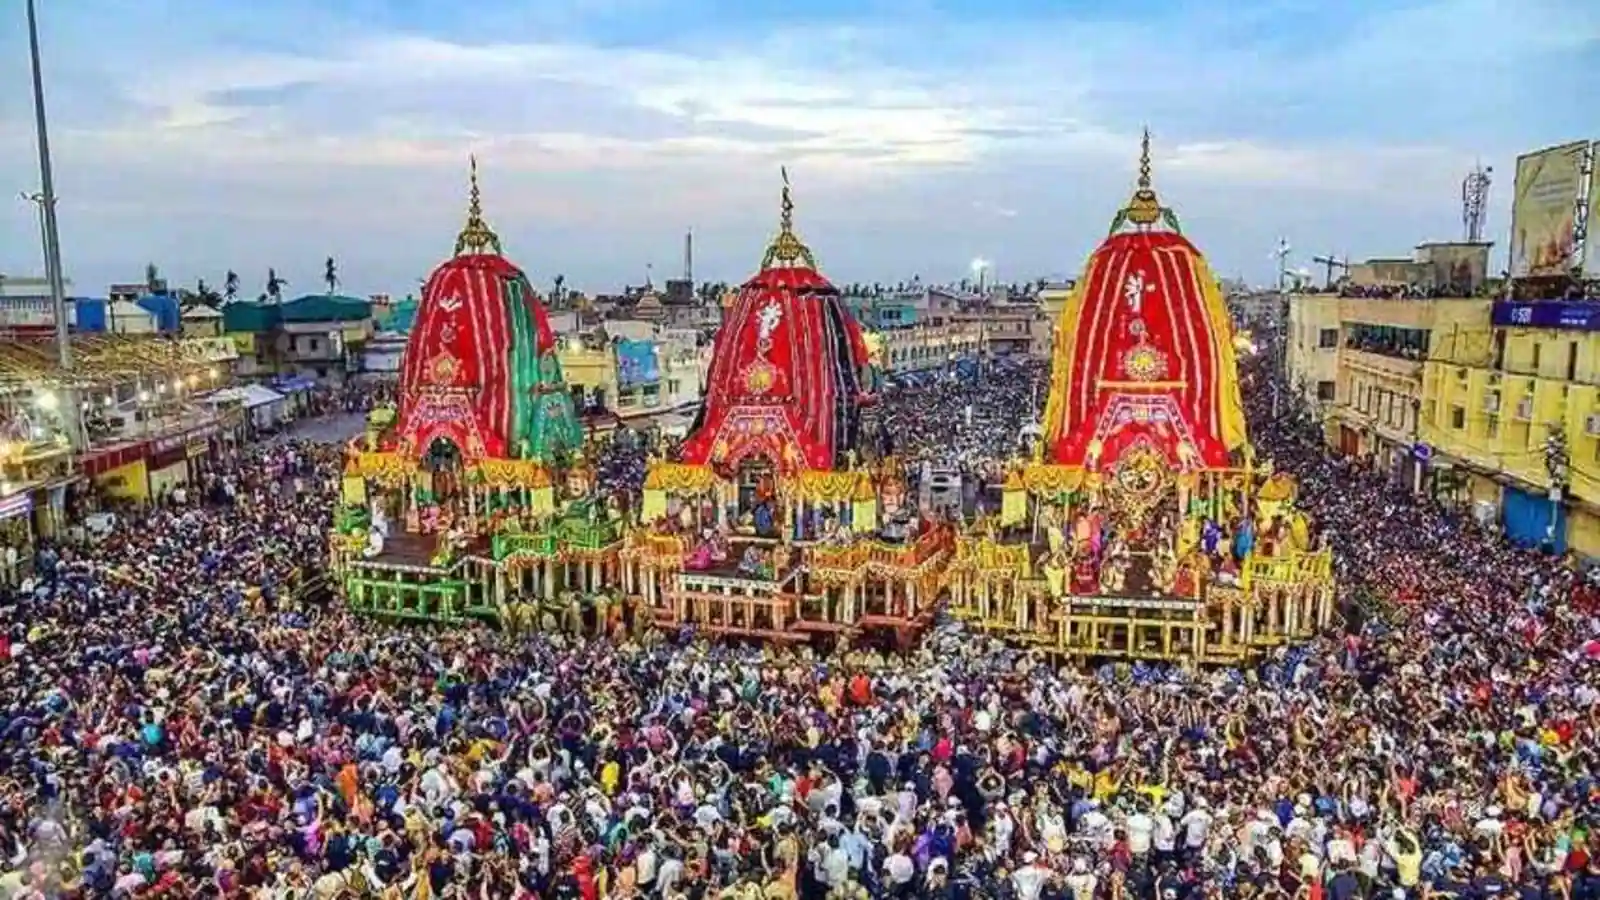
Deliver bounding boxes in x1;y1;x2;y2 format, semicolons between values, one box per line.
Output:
0;0;1593;294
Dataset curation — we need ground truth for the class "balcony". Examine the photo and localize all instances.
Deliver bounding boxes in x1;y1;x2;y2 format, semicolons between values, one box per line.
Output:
1343;345;1423;381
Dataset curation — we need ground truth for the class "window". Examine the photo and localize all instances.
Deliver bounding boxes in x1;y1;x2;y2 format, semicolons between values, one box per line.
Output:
1318;328;1339;349
1532;342;1542;373
1486;416;1499;439
1568;342;1579;382
1493;331;1507;370
1451;406;1466;430
1316;380;1336;402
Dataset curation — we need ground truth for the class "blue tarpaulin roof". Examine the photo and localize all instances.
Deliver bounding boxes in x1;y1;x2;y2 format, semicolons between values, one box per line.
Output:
134;293;181;332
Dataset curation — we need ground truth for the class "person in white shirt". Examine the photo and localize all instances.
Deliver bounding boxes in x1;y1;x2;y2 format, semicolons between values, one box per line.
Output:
1152;811;1178;862
655;849;684;897
1064;857;1098;900
883;850;914;887
1180;800;1213;852
1126;807;1155;857
1011;852;1052;900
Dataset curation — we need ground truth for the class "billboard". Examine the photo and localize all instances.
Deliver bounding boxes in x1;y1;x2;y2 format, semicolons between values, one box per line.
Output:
1510;141;1587;278
615;338;660;388
1492;300;1600;331
1587;141;1600;279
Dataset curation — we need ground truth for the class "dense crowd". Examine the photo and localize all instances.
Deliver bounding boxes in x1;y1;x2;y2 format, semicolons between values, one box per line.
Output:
0;346;1597;900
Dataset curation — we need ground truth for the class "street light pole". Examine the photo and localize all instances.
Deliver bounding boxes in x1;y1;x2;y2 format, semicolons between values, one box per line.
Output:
26;0;72;372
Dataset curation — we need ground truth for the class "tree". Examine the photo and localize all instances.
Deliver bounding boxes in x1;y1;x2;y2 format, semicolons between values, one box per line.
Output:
224;271;239;303
553;274;566;307
190;278;222;310
324;257;339;293
144;262;164;295
266;268;286;303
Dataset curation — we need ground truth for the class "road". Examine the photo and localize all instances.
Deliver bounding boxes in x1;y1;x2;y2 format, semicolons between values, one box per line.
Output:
272;412;369;446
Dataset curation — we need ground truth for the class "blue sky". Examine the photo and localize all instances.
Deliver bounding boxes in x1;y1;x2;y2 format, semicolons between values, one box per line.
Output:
0;0;1595;298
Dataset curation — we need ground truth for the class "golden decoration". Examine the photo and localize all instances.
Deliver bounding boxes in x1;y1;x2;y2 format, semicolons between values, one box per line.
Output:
427;351;462;385
793;469;871;503
1021;464;1084;495
1124;128;1162;227
346;451;418;485
1121;343;1168;381
454;155;504;257
472;458;552;488
642;462;721;494
759;167;819;270
743;358;778;395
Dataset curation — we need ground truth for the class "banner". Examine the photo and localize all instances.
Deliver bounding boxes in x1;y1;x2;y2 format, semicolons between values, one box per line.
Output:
1510;141;1587;278
615;338;660;388
1492;300;1600;331
1588;141;1600;278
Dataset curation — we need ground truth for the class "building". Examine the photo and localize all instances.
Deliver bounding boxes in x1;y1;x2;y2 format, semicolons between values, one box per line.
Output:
556;325;709;432
877;321;983;374
1285;293;1343;413
950;297;1049;358
844;290;924;330
1302;295;1491;489
1417;298;1600;555
1036;282;1076;323
222;295;374;383
1345;241;1494;296
0;274;76;329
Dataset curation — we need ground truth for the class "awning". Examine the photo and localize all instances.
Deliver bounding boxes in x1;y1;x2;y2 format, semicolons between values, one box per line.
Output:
204;384;286;409
240;384;285;409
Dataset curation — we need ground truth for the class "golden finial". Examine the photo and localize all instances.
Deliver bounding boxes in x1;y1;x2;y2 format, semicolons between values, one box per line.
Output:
761;166;818;270
454;154;503;257
1137;127;1153;191
1118;127;1168;231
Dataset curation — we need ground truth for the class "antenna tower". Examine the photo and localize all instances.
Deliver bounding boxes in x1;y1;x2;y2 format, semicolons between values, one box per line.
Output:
1312;254;1350;288
1462;164;1493;243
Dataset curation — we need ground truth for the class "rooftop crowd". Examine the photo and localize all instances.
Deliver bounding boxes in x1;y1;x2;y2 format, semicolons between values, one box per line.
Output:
0;345;1598;900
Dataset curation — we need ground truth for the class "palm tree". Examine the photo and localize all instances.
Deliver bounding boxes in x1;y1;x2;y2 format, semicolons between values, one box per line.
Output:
144;262;164;295
553;274;566;307
324;257;339;294
191;278;223;309
224;270;239;303
266;268;285;303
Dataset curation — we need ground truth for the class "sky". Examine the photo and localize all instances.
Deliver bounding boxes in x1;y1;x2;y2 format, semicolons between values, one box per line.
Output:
0;0;1595;299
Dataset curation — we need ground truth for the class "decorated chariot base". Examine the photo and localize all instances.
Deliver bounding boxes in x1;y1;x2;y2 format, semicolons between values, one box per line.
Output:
945;132;1334;664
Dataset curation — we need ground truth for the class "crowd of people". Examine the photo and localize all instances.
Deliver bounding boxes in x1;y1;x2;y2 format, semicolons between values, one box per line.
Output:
0;345;1597;900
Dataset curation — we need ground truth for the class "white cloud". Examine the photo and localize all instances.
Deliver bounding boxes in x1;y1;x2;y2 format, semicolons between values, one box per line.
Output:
0;0;1593;292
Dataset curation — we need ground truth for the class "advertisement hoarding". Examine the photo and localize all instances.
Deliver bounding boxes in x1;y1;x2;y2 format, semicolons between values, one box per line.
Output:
1586;141;1600;279
615;338;661;388
1510;141;1588;278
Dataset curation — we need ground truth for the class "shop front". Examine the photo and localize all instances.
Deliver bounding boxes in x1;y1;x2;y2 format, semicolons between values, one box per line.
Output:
81;441;152;503
0;492;34;585
1503;484;1566;552
148;424;220;500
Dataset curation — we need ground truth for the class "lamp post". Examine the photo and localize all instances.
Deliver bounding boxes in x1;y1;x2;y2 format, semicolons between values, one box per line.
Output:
25;0;71;373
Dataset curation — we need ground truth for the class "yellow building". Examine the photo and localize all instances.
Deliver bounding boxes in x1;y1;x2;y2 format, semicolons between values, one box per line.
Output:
1285;293;1492;488
1419;300;1600;556
1285;294;1342;412
879;322;982;373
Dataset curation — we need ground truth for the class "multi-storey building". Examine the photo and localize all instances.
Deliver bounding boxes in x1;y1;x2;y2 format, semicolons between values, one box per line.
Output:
1418;298;1600;555
1286;292;1492;491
